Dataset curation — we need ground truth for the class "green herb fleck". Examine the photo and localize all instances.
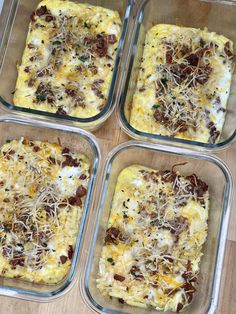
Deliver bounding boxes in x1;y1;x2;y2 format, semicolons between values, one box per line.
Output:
6;140;11;143
79;55;89;62
36;93;46;102
53;40;61;45
161;78;168;85
123;211;129;219
107;258;115;265
152;104;160;109
84;22;91;28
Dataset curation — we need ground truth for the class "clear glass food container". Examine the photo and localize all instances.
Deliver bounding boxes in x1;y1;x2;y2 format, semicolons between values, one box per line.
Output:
81;141;233;314
0;0;133;131
118;0;236;151
0;114;100;302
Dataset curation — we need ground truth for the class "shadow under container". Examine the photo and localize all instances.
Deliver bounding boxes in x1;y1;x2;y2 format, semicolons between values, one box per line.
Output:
0;114;100;302
118;0;236;151
0;0;133;131
81;141;233;313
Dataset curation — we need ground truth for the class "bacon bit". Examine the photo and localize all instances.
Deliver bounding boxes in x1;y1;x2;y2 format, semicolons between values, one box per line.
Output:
68;195;82;207
30;12;36;22
56;107;67;115
95;34;108;57
216;96;221;104
88;65;98;74
130;266;144;280
207;121;220;143
166;49;173;64
160;170;177;183
186;53;199;66
45;15;54;22
28;78;35;87
60;255;68;264
139;86;146;92
224;41;235;59
62;154;80;167
68;245;74;260
114;274;125;282
105;227;122;244
48;156;56;165
186;174;208;198
177;303;183;312
0;181;4;186
10;257;25;267
28;43;35;49
79;174;87;180
36;5;49;17
62;147;70;155
164;288;179;296
33;146;40;152
65;87;77;98
37;69;48;77
107;34;117;44
76;185;87;197
91;79;104;99
24;66;30;73
218;107;226;113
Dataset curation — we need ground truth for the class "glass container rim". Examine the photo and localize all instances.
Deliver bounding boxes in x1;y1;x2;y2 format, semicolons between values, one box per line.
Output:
118;0;236;152
0;113;101;302
0;0;133;124
80;140;233;314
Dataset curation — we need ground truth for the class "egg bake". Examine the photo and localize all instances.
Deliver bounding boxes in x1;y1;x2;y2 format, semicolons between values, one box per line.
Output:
130;24;235;143
97;164;209;312
13;0;121;118
0;137;90;284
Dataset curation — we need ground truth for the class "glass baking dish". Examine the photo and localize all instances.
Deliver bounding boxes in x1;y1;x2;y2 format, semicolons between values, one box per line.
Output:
81;141;233;313
0;114;100;302
118;0;236;151
0;0;133;131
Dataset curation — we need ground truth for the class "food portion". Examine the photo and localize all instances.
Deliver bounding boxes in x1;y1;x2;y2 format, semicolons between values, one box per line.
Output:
97;165;209;312
14;0;121;118
130;24;235;143
0;138;90;284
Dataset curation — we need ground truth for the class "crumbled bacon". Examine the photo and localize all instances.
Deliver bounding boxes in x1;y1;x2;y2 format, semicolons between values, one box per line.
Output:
45;15;54;22
68;245;74;260
35;5;49;17
130;266;144;280
94;34;108;57
185;174;208;197
62;154;80;167
10;257;25;267
107;34;117;44
91;79;104;99
224;41;235;60
114;274;125;282
76;185;87;197
60;255;68;264
56;107;67;115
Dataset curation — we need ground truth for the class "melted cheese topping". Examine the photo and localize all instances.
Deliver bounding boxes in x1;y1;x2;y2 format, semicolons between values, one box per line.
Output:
0;138;90;284
97;165;209;312
130;24;235;144
14;0;121;118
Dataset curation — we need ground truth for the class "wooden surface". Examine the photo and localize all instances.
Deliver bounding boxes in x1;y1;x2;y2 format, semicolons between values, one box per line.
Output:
0;111;234;314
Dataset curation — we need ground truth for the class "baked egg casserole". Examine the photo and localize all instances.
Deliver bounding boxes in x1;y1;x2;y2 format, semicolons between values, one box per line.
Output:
14;0;121;118
97;164;209;312
130;24;235;143
0;137;90;284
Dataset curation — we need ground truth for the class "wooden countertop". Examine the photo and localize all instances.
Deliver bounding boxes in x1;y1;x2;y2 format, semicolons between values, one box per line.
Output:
0;111;234;314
